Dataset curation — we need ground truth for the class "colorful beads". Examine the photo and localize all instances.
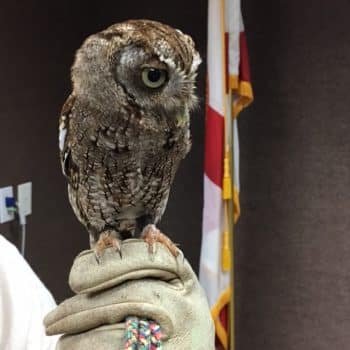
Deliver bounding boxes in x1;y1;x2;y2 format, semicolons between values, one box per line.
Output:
124;316;162;350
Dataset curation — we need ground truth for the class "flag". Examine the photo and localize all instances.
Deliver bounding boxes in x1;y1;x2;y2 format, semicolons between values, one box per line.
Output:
199;0;253;349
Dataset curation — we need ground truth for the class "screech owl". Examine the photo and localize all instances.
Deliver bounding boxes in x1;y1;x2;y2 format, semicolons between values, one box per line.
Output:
59;19;201;259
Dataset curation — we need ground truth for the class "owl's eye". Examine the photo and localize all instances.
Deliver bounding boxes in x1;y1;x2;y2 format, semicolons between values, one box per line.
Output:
141;68;168;88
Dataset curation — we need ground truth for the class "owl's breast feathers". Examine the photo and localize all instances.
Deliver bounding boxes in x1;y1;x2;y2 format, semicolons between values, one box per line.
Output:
59;95;190;234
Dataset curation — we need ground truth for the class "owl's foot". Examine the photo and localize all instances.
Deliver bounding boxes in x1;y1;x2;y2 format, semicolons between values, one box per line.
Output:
141;224;179;257
94;231;122;263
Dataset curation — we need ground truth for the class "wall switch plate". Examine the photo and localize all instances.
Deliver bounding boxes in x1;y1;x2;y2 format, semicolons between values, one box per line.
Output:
18;182;32;218
0;186;15;224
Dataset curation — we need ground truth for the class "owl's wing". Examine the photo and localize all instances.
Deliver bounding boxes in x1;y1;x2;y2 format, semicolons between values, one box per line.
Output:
58;94;78;184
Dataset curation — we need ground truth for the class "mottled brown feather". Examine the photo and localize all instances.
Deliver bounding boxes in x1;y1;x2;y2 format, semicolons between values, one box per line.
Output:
59;20;200;245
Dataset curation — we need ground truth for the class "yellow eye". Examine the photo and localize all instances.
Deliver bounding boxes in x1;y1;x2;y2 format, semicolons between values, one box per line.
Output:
141;67;167;88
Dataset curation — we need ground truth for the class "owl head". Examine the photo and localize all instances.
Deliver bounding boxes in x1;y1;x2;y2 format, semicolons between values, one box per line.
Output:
71;19;201;122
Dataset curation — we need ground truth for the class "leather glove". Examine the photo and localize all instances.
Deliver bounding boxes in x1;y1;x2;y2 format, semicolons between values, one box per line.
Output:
44;239;215;350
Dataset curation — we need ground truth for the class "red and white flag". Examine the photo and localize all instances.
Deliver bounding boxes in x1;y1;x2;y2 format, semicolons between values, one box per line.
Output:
199;0;253;349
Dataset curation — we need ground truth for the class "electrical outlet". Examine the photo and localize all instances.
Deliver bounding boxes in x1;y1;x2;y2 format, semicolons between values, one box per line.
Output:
0;186;15;224
18;182;32;218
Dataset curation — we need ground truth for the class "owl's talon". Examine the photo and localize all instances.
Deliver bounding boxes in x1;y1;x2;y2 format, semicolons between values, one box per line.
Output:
94;231;121;262
95;252;102;265
147;243;156;258
110;236;122;258
146;239;155;255
141;224;179;258
116;248;123;259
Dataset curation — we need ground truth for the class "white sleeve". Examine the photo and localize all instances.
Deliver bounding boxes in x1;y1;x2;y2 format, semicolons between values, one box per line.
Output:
0;235;59;350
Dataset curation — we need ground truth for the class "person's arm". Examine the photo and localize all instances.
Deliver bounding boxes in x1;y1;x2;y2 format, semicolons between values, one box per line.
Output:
0;235;59;350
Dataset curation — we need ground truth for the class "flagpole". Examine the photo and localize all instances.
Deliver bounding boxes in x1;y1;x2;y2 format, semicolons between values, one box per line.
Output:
228;94;236;350
223;93;236;350
222;4;235;349
221;0;236;348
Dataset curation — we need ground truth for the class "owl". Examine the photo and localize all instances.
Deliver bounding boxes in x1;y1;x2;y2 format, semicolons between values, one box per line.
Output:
59;19;201;260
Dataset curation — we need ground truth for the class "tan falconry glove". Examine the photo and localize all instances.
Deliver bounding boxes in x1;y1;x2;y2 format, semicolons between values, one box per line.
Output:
44;239;215;350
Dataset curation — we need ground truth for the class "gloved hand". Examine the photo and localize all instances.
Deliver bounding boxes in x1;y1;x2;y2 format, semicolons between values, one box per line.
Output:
44;239;215;350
